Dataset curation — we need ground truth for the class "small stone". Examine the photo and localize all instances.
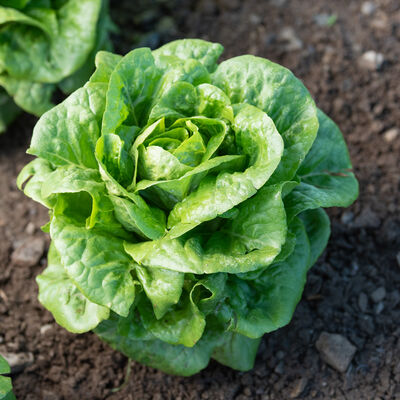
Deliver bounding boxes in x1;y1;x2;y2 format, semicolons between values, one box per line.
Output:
315;332;357;372
11;236;45;267
358;292;368;312
40;324;53;335
274;360;284;374
2;352;34;373
359;51;384;71
341;211;354;224
276;350;285;360
25;222;35;235
278;27;303;51
371;287;386;303
383;128;399;143
353;207;381;228
249;14;262;25
375;301;385;314
289;377;308;398
361;1;376;15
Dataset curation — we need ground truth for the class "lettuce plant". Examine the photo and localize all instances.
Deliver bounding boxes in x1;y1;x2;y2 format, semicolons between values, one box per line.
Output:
0;355;15;400
17;39;358;376
0;0;113;133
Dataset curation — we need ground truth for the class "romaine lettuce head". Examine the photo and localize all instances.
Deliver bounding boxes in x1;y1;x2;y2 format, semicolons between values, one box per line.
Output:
0;0;113;130
17;39;359;376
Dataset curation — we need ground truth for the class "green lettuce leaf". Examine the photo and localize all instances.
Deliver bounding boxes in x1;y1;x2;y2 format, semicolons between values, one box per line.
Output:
285;109;359;220
0;0;113;120
212;55;319;182
0;88;20;133
0;355;15;400
37;243;110;333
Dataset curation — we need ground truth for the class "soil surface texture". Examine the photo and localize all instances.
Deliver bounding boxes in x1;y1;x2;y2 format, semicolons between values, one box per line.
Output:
1;0;399;399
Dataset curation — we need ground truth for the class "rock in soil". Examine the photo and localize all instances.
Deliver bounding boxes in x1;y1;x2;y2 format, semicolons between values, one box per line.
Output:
316;332;357;372
358;292;368;312
371;286;386;303
289;377;308;398
11;236;45;267
383;128;399;143
361;1;377;15
1;352;34;373
358;51;385;71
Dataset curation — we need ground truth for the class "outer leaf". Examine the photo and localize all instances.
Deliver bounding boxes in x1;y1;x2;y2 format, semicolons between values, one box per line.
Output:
50;215;136;317
16;158;55;208
139;294;206;347
152;39;223;73
89;50;122;84
216;218;310;338
212;332;261;371
0;88;20;133
285;109;359;220
135;265;184;319
95;313;218;376
37;243;110;333
0;75;54;115
27;85;104;168
0;355;14;400
212;55;319;182
299;207;330;269
0;0;102;82
40;164;130;238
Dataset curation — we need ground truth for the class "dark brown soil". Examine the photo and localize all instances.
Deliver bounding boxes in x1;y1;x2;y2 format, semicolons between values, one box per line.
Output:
1;0;400;399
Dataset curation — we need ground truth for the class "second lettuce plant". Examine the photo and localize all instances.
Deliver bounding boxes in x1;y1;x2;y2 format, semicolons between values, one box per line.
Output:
0;0;114;132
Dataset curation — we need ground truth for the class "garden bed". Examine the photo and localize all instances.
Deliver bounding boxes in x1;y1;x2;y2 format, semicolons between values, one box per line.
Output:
0;0;399;398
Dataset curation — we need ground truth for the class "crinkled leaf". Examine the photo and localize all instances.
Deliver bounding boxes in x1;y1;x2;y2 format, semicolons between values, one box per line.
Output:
27;86;104;168
299;207;330;269
0;0;102;82
285;109;359;220
212;55;318;182
139;294;205;347
216;218;310;338
95;312;218;376
37;243;110;333
212;332;261;371
102;48;161;133
50;215;136;317
0;89;20;133
167;103;283;237
136;265;184;319
152;39;223;73
0;355;14;400
0;76;54;115
16;158;55;208
125;184;287;274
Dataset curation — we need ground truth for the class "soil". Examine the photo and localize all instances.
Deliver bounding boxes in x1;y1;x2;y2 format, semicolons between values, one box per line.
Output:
1;0;399;399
